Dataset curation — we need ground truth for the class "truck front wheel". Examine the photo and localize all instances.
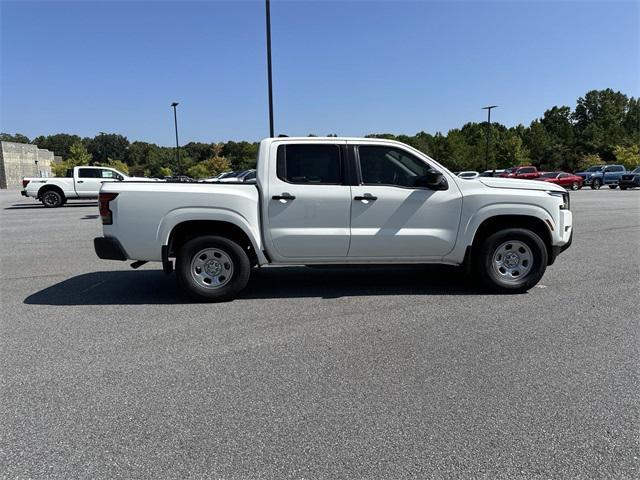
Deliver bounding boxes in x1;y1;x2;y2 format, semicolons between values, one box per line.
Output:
473;228;548;293
41;190;64;208
591;179;601;190
176;235;250;302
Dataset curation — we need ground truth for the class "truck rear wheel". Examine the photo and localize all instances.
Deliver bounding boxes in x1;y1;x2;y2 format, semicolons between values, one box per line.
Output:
176;235;250;302
591;179;601;190
41;190;64;208
608;185;617;189
473;228;548;293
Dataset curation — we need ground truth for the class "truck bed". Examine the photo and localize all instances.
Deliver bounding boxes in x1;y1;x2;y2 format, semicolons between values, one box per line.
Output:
100;181;261;261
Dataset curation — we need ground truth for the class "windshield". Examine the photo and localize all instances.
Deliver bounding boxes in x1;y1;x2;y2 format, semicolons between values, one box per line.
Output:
504;167;517;173
585;166;603;172
539;172;558;178
632;167;640;173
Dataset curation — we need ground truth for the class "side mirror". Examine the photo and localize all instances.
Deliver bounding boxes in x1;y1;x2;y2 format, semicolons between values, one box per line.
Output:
415;169;447;190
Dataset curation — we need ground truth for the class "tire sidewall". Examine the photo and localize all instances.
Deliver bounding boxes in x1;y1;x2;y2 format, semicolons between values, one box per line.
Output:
41;190;63;208
476;228;548;293
591;179;601;189
176;235;250;302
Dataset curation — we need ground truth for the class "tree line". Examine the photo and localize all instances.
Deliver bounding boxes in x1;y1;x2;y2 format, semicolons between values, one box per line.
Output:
1;89;638;178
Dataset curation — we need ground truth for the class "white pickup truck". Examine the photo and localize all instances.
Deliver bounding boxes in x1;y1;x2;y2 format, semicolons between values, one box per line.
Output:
22;166;155;208
94;137;573;301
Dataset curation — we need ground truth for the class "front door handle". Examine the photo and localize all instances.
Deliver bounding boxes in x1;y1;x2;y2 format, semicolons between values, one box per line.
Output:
77;180;84;183
354;195;377;201
272;193;296;201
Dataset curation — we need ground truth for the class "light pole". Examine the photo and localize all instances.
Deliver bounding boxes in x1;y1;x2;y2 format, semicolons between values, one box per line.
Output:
482;105;498;171
265;0;274;137
98;131;107;164
171;102;181;175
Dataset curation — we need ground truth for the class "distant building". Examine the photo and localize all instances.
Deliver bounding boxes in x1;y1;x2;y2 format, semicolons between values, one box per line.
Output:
0;141;54;189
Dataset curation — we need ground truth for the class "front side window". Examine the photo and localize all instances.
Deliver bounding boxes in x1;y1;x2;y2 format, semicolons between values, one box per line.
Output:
78;168;100;178
518;167;535;174
101;170;115;178
358;146;430;187
277;144;342;184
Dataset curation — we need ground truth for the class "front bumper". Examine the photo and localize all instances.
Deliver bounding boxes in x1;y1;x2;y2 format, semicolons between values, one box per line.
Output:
548;209;572;265
21;190;28;197
94;237;128;261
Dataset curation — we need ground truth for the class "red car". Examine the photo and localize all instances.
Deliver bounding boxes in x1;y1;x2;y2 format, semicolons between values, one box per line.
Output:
535;171;583;190
499;166;540;179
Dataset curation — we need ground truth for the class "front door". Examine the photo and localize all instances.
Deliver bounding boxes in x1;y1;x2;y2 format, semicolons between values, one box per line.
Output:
348;144;462;258
265;142;352;259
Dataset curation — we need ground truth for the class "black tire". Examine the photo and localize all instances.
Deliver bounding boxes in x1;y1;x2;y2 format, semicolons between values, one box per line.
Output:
176;235;250;302
608;185;617;189
41;189;64;208
571;182;579;190
620;186;627;190
591;179;601;190
473;228;548;293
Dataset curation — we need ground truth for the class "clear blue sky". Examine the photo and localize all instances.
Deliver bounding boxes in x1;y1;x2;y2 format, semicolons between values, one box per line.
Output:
1;0;638;146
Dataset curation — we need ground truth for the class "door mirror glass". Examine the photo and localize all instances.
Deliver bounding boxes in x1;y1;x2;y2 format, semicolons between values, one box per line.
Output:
415;169;447;190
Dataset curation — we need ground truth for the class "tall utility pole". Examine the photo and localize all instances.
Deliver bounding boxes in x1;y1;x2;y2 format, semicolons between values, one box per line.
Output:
482;105;498;171
171;102;181;175
265;0;274;137
99;131;107;163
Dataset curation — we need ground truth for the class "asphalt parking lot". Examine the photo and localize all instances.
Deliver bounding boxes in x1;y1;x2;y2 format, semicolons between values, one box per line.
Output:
1;188;638;479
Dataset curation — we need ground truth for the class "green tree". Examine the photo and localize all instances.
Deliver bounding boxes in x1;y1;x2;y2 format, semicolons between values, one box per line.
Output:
32;133;81;158
573;89;630;161
86;133;130;164
51;142;92;176
0;133;30;144
614;145;640;169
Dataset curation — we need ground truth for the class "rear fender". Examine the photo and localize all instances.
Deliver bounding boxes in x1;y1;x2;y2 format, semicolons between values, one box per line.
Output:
156;207;267;264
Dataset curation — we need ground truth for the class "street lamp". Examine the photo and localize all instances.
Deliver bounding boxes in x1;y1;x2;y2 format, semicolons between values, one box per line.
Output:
98;131;108;164
170;102;181;175
265;0;274;137
482;105;498;171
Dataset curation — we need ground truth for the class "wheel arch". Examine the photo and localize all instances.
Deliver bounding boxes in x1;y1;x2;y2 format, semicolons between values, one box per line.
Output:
37;183;65;200
470;214;554;265
167;219;263;267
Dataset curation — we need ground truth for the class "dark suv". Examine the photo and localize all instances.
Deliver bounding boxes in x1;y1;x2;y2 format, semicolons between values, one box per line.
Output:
619;166;640;190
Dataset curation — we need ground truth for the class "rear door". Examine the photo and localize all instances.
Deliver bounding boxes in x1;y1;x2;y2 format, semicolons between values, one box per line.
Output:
348;143;462;258
264;141;352;259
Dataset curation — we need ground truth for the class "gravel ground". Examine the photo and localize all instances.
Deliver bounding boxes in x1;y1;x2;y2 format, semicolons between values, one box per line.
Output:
1;188;638;479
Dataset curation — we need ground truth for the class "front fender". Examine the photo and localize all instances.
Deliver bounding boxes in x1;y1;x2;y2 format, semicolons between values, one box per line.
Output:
444;202;556;264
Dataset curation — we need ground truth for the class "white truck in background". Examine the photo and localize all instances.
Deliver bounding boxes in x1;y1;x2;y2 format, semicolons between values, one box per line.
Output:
94;137;573;301
21;166;156;207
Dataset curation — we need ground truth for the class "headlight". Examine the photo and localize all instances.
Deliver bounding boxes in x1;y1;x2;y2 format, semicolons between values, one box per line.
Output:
547;191;570;210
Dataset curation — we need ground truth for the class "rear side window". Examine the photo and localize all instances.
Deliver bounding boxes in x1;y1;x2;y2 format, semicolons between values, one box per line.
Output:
78;168;100;178
609;166;624;172
276;144;342;184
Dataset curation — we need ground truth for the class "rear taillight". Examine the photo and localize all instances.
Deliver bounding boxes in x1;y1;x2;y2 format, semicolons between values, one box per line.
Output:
99;192;118;225
22;179;30;188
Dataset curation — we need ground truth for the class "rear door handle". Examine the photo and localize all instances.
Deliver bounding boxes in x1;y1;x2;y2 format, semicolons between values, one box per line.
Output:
354;195;377;201
272;193;296;200
77;180;84;183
